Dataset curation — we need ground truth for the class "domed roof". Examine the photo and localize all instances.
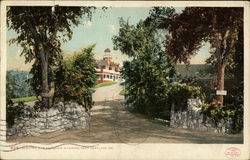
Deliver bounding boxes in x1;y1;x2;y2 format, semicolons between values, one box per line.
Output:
104;48;111;53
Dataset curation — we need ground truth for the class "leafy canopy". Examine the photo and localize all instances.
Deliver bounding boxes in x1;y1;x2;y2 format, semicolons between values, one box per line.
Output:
160;7;243;65
7;6;96;63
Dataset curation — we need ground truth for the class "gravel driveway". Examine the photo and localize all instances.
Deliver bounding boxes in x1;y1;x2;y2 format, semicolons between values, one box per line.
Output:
92;82;124;102
7;82;243;143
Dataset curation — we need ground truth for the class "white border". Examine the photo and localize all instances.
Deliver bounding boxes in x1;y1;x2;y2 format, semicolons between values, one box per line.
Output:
1;1;249;160
1;1;249;7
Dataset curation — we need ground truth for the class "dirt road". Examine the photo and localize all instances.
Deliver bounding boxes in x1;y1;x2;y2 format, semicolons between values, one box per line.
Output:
7;83;243;143
92;82;124;102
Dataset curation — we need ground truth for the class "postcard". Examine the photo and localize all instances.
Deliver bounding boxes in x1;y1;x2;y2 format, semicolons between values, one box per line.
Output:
0;1;249;159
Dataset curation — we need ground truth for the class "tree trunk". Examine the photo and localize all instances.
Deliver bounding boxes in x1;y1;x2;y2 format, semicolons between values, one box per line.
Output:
26;21;50;108
214;32;225;106
216;63;225;106
40;46;50;108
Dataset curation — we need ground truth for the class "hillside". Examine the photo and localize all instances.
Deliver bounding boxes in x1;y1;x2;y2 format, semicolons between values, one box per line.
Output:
7;70;35;98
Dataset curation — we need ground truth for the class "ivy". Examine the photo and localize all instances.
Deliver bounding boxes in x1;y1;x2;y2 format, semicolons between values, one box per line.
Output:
168;83;205;111
6;103;37;128
202;103;243;132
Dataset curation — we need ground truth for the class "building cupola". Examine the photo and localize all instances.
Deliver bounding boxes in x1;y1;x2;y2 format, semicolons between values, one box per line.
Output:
103;48;112;65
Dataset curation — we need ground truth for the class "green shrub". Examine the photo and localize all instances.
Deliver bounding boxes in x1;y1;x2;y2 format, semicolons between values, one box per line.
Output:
54;45;97;111
113;18;177;120
6;103;36;128
123;57;175;120
202;103;243;133
7;106;23;128
169;83;205;111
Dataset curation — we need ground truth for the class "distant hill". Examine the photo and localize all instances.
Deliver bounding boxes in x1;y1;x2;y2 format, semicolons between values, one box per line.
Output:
7;70;35;98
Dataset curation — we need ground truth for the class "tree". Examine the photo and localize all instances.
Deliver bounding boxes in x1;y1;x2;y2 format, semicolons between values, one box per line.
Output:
159;7;243;105
7;71;35;98
113;18;175;118
7;6;96;108
54;45;97;111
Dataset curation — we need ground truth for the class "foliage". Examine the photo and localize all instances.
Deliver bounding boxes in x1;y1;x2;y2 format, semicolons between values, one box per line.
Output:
6;71;16;98
94;82;117;88
113;16;176;119
6;71;36;98
202;102;243;133
169;83;205;110
119;89;127;96
54;45;97;111
6;104;37;128
7;6;96;107
226;28;243;80
6;71;17;106
159;7;243;105
160;7;243;64
28;57;58;96
224;28;243;105
144;7;176;28
6;71;36;106
196;28;243;106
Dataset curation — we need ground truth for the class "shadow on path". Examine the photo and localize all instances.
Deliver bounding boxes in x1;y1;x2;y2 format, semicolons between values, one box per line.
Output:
7;99;243;144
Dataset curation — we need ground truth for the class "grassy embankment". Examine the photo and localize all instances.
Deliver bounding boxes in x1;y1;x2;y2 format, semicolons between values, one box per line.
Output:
93;81;117;88
11;82;118;103
119;89;127;95
12;96;41;103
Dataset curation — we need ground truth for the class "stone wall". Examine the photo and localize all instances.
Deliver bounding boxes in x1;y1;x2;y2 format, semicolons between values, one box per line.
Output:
7;102;90;139
170;98;233;133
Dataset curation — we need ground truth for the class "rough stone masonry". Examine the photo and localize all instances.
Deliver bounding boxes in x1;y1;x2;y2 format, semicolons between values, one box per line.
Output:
7;102;90;139
170;98;233;133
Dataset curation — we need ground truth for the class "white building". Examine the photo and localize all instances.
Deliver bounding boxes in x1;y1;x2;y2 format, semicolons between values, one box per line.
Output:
96;48;121;83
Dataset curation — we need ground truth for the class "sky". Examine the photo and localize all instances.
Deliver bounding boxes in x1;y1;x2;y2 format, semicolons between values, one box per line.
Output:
7;7;211;71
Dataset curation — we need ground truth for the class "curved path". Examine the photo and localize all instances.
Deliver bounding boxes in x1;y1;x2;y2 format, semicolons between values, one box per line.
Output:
8;83;243;143
92;82;124;102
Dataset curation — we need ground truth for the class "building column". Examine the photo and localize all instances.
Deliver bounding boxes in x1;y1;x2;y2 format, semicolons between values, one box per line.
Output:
100;69;104;82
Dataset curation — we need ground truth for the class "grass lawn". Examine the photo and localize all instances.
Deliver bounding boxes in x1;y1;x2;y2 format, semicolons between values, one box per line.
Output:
11;82;117;103
12;96;41;103
94;81;117;88
119;89;127;95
